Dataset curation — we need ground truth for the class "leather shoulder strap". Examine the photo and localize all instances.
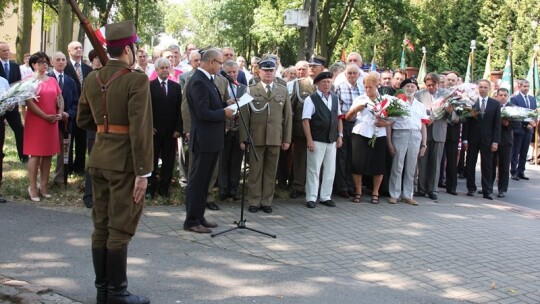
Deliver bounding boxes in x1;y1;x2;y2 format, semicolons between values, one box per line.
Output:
95;68;131;133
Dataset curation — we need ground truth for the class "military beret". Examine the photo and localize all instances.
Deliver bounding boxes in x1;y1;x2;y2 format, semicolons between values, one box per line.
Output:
309;55;327;67
313;71;333;84
105;20;140;47
400;78;419;89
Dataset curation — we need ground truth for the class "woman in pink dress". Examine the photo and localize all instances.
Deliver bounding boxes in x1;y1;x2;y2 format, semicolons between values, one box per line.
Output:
24;52;66;201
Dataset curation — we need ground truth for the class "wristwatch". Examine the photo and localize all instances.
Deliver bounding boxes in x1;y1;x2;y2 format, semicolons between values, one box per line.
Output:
421;144;427;148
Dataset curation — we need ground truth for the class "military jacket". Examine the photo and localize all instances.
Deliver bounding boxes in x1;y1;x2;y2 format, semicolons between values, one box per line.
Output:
291;77;315;138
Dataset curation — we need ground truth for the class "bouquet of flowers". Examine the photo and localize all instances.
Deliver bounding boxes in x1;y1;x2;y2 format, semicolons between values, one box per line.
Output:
501;106;539;121
367;94;409;147
0;78;41;116
432;83;479;120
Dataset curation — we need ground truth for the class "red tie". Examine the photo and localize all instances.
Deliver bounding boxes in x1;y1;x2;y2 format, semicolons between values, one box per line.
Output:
161;81;167;96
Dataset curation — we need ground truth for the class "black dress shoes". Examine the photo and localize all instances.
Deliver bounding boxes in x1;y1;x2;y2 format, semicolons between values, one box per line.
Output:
206;202;220;210
202;220;218;228
248;206;259;213
466;191;474;196
84;199;93;208
497;191;506;198
414;191;426;197
261;206;272;213
511;174;520;181
447;191;458;195
428;192;438;200
185;225;212;233
306;201;316;208
483;194;493;200
231;194;241;201
518;174;530;180
0;196;6;203
289;190;305;199
320;200;336;207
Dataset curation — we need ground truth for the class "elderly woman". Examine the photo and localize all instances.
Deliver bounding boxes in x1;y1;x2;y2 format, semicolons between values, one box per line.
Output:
24;52;65;201
345;73;392;204
387;79;427;205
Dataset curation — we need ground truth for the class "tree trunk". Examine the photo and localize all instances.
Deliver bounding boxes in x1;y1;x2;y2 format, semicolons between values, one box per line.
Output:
16;0;32;62
317;0;330;60
57;0;74;53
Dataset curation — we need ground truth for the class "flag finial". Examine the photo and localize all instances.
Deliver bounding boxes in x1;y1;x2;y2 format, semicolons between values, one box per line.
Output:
422;46;426;54
470;40;476;51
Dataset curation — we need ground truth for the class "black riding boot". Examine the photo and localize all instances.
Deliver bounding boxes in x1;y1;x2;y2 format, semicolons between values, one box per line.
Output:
106;246;150;304
92;247;108;304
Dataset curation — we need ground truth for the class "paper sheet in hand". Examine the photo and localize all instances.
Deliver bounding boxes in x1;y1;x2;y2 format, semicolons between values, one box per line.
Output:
226;94;253;113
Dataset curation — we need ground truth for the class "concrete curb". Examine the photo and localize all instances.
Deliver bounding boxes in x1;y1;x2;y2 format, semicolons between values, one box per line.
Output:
0;276;82;304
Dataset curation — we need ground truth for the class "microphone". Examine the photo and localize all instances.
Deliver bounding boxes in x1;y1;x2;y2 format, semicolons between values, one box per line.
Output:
219;70;240;86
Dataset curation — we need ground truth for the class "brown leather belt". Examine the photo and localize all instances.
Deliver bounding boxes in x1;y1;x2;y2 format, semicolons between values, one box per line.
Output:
97;124;129;134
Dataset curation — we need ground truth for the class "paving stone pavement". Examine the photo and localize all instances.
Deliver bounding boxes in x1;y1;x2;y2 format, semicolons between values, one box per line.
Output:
134;190;540;304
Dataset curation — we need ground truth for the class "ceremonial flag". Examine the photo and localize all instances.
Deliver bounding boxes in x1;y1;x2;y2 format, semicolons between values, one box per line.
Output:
526;48;539;99
483;46;491;80
340;49;346;63
501;53;513;95
400;48;406;70
464;52;473;83
404;38;415;52
417;47;427;86
370;45;377;71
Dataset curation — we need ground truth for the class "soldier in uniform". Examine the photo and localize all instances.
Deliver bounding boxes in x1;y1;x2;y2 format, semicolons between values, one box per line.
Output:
77;21;152;304
289;55;326;199
240;57;292;213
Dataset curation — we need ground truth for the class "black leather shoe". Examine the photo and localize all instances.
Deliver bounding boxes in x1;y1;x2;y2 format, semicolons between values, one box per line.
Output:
0;196;6;203
84;199;93;208
248;206;259;213
518;174;530;180
511;174;520;181
289;190;304;199
447;191;458;195
320;200;336;207
414;191;426;197
202;220;218;228
467;191;474;196
428;192;438;200
261;206;272;213
483;194;493;200
306;201;316;208
497;191;506;198
458;173;465;179
231;194;241;201
206;202;220;210
438;182;446;188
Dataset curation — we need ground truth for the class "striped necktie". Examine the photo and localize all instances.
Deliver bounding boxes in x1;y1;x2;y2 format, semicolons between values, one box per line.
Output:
74;62;83;84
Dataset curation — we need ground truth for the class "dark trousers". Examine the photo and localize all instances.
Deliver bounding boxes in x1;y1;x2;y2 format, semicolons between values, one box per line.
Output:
0;118;4;186
4;108;25;161
149;135;177;195
466;143;494;194
493;144;512;192
291;136;307;192
445;140;459;193
218;132;243;196
276;148;291;186
70;123;87;173
511;132;532;176
184;150;219;228
334;120;354;193
83;131;96;204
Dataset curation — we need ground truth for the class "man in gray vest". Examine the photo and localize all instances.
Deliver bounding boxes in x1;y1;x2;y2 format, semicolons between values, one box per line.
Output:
302;72;343;208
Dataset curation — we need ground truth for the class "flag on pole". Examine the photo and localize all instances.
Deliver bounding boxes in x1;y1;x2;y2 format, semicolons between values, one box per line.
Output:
400;48;406;70
526;47;539;99
370;45;377;71
403;38;415;52
483;46;491;80
340;49;346;63
417;47;427;86
501;53;513;95
464;52;473;83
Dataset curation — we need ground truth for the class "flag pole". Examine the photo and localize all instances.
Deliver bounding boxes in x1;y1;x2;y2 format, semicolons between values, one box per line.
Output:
507;36;514;95
470;40;476;82
533;44;539;165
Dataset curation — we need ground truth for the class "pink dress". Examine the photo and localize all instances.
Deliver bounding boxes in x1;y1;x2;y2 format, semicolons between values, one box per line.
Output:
23;77;61;156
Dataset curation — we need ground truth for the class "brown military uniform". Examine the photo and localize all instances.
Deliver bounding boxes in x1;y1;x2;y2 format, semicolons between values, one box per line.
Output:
77;60;153;249
181;72;229;199
290;77;315;192
240;81;292;207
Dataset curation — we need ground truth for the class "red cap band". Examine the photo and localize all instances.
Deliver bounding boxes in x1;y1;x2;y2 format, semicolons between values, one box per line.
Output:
107;34;139;47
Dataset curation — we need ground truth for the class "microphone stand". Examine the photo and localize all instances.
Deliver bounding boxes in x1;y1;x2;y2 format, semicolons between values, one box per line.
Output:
211;78;276;238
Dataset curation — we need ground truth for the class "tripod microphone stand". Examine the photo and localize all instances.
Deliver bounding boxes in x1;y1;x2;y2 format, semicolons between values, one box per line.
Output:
211;77;276;238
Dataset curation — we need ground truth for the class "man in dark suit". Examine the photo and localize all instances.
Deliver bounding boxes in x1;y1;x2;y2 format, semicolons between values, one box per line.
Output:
218;60;246;201
65;41;92;174
462;79;501;200
148;58;182;198
183;48;234;233
443;72;461;195
48;52;79;188
0;42;26;163
510;79;537;180
494;88;519;198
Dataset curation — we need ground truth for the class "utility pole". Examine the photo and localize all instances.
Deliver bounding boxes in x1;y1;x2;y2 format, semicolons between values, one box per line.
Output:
296;0;318;61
